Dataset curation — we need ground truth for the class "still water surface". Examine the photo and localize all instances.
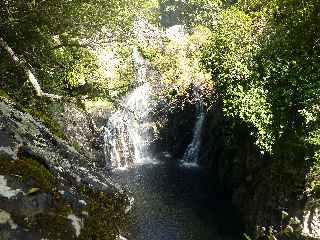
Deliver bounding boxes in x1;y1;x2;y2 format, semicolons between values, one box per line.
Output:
111;161;242;240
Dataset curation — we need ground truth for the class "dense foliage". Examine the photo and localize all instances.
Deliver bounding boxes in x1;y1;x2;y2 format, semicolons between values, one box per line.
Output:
200;0;320;202
202;0;320;158
0;0;158;100
159;0;222;29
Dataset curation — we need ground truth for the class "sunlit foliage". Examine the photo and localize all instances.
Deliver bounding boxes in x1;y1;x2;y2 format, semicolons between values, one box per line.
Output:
139;24;213;107
159;0;222;29
202;0;320;155
0;0;158;100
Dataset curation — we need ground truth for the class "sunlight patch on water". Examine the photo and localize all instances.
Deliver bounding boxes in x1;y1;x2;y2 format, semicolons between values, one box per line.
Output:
180;161;199;169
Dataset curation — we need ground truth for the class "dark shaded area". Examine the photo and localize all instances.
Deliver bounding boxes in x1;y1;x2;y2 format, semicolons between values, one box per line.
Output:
152;92;310;238
199;97;308;239
111;161;243;240
153;101;196;160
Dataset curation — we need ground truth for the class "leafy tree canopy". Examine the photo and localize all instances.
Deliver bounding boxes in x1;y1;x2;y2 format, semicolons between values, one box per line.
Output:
0;0;158;100
202;0;320;156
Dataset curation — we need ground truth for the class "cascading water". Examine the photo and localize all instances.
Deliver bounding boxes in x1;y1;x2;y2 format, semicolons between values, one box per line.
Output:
104;46;155;169
104;17;241;240
182;87;205;167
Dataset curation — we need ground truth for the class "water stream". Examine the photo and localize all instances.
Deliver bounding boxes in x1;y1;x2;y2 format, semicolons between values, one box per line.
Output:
182;88;205;167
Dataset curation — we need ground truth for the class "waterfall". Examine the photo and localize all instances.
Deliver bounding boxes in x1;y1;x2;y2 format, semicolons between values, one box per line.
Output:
104;47;155;169
104;18;205;169
182;88;205;167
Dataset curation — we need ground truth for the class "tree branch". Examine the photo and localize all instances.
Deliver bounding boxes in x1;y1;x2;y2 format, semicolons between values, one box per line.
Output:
0;36;62;100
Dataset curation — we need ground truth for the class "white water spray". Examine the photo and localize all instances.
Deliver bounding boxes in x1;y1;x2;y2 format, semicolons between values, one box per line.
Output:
104;47;155;169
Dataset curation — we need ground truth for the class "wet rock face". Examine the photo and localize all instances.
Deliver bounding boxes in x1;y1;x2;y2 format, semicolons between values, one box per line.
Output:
0;174;53;217
0;97;127;239
51;101;107;169
0;169;78;239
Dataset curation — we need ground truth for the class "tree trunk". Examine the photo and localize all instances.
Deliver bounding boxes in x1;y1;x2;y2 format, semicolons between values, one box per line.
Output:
0;36;61;99
0;37;43;96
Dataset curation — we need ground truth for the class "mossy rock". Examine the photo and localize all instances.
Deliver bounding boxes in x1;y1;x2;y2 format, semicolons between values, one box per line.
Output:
25;98;67;140
0;96;128;239
0;151;127;239
78;186;128;240
0;153;55;192
0;88;10;99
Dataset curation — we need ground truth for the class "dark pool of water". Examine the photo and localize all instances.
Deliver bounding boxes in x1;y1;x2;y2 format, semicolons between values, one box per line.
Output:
110;161;243;240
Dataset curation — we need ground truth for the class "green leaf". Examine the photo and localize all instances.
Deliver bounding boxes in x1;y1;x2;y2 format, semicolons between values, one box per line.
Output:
26;187;41;196
243;233;253;240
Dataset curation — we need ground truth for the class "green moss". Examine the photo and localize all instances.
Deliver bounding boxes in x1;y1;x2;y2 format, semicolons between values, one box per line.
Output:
0;150;127;239
18;157;56;191
28;108;67;140
0;88;10;98
84;98;113;110
0;151;127;239
0;153;79;237
32;200;74;239
0;89;66;140
72;141;81;152
0;153;56;192
139;45;160;61
0;153;83;239
20;96;67;140
79;186;128;240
